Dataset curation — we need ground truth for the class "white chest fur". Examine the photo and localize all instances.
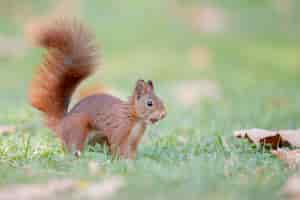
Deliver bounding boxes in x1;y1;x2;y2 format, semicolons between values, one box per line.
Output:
127;120;146;146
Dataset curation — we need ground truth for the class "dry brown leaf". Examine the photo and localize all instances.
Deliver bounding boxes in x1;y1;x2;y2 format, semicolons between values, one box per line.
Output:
0;125;16;135
234;129;281;148
173;80;220;107
272;149;300;168
280;130;300;147
0;177;124;200
234;128;300;149
282;174;300;200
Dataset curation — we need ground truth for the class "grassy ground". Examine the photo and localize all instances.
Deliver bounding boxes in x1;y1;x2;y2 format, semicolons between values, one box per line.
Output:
0;0;300;199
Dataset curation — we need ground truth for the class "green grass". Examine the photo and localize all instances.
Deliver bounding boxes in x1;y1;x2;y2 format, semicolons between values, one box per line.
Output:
0;0;300;199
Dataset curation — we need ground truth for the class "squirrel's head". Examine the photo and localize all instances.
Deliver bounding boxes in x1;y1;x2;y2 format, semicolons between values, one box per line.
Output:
132;79;166;124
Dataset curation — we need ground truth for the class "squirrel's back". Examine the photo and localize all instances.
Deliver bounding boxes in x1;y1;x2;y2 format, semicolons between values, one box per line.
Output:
28;19;99;130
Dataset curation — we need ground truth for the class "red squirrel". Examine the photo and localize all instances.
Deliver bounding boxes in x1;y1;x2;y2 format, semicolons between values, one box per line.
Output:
28;19;166;159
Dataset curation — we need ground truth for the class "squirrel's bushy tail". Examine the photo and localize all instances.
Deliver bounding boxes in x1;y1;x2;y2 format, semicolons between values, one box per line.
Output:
28;19;99;130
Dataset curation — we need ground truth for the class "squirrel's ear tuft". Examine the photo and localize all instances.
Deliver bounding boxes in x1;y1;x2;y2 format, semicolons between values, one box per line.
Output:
134;79;146;99
147;80;154;91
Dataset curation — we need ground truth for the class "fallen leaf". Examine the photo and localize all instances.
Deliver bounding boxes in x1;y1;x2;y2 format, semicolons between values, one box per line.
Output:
282;174;300;200
234;129;281;148
173;80;220;107
280;130;300;147
0;125;16;135
234;128;300;149
272;149;300;168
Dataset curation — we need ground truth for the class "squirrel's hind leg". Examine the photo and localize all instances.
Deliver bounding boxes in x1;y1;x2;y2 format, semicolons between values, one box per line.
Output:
56;113;92;156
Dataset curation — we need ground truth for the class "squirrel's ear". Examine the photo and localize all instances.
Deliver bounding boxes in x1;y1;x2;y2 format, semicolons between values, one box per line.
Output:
147;80;154;91
134;79;146;99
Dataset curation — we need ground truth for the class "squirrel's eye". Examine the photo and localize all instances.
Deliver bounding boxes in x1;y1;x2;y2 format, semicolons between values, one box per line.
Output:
146;99;153;107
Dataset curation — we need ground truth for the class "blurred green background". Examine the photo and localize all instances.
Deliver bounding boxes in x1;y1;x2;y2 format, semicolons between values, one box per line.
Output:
0;0;300;199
